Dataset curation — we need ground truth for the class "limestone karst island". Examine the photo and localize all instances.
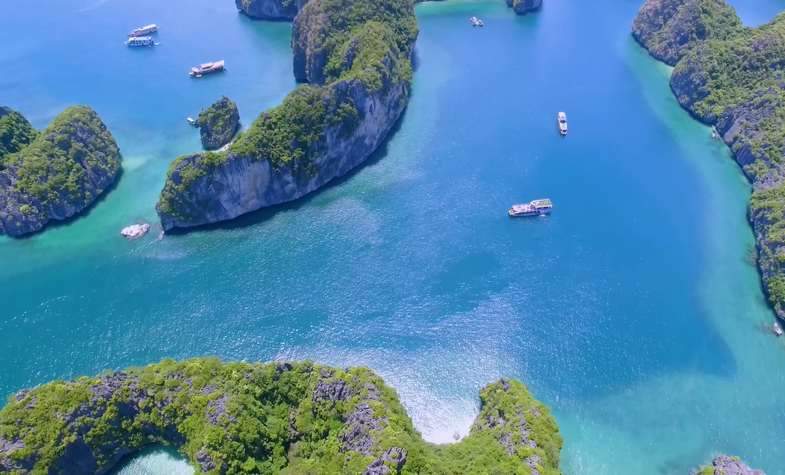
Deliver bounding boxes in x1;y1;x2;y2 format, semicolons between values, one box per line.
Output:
1;0;784;473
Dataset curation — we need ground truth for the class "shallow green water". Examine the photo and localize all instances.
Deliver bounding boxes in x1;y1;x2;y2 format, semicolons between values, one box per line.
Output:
3;0;785;473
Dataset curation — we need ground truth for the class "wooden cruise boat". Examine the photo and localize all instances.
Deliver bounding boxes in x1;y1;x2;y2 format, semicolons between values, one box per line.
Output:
190;60;225;78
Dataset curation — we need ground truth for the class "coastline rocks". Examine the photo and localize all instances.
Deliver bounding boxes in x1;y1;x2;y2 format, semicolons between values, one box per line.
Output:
196;96;240;151
0;106;122;237
505;0;543;15
120;223;150;239
235;0;308;20
632;0;742;66
0;358;562;474
693;455;765;475
633;0;785;318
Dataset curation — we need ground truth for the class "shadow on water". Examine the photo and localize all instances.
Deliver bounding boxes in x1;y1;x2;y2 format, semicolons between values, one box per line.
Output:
164;106;411;236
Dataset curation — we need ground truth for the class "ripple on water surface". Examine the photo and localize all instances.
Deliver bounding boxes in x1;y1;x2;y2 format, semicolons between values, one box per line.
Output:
2;0;785;473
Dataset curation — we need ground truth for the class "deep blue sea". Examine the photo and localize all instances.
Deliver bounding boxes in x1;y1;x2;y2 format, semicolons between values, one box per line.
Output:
3;0;785;473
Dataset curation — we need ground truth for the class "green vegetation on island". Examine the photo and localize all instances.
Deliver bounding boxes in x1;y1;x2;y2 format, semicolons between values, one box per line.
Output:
156;0;417;231
0;358;562;474
0;106;121;237
0;107;37;160
633;0;785;319
197;96;241;151
632;0;743;65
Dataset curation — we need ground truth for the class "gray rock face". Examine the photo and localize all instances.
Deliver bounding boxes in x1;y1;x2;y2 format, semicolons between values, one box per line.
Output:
505;0;542;14
0;106;121;237
0;438;31;472
632;0;742;66
158;75;408;231
364;447;407;475
339;403;384;455
235;0;309;20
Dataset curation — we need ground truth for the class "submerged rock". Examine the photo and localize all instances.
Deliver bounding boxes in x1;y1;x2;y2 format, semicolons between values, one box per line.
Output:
0;106;122;237
196;96;240;151
0;358;562;474
693;455;766;475
505;0;543;15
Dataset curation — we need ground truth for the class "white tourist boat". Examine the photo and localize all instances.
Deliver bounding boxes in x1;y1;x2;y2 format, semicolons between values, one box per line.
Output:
190;60;225;78
125;36;156;47
121;223;151;239
129;24;158;37
469;16;485;27
508;199;553;217
558;112;568;136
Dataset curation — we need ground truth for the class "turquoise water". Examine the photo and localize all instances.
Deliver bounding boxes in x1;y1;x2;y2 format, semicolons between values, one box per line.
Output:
112;447;193;475
3;0;785;473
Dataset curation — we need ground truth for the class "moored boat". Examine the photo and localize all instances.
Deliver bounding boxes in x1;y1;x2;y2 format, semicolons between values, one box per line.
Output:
129;24;158;37
190;60;225;78
773;321;783;337
508;199;553;217
125;36;156;47
469;16;485;27
558;112;568;136
120;223;150;240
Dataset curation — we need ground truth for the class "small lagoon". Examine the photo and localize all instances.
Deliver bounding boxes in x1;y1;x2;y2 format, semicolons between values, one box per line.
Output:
3;0;785;473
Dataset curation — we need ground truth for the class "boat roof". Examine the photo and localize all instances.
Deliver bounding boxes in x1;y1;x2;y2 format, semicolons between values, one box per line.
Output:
137;24;157;29
531;198;552;207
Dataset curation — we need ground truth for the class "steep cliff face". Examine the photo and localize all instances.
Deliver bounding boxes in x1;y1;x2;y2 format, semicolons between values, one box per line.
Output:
197;96;240;151
235;0;309;20
634;0;785;317
505;0;543;15
159;77;407;230
632;0;742;65
0;358;563;474
0;106;121;237
157;0;417;231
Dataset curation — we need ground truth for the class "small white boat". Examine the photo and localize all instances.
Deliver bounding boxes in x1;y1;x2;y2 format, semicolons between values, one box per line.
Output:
121;223;151;240
469;16;485;27
125;36;156;47
190;60;225;78
508;199;553;218
558;112;568;136
129;24;158;37
186;117;197;127
773;321;784;337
